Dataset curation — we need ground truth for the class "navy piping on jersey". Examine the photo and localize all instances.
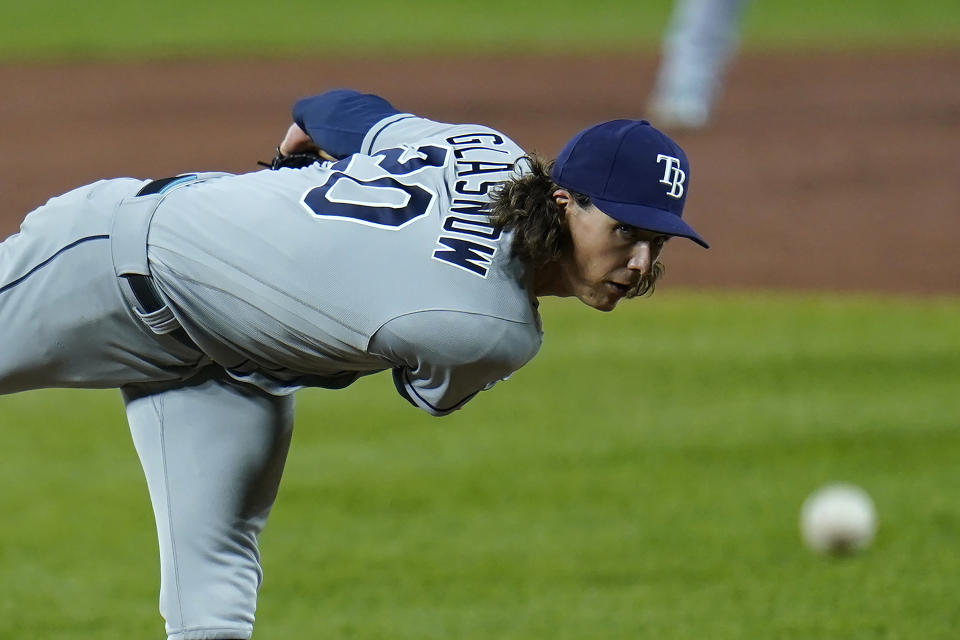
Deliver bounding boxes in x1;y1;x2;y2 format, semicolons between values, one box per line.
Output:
400;368;478;414
365;115;419;154
0;235;109;296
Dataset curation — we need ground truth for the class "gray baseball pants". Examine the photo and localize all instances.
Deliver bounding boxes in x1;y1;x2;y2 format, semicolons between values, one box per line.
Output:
0;178;294;640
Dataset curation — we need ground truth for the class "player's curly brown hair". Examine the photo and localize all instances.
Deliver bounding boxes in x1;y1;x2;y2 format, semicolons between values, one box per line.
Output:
488;154;664;298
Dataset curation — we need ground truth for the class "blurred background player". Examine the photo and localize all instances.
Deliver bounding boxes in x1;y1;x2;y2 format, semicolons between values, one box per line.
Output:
647;0;751;130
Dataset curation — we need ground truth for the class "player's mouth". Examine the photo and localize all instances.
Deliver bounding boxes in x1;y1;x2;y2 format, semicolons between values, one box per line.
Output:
605;281;631;298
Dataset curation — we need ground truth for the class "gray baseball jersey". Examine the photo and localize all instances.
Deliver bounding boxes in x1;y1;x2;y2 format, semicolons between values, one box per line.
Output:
144;114;542;414
0;98;543;640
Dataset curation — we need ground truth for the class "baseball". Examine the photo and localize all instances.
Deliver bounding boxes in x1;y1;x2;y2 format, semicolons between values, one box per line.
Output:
800;484;877;555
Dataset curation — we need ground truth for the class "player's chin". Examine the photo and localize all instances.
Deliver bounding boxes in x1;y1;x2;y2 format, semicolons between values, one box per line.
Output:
583;288;623;312
596;300;619;312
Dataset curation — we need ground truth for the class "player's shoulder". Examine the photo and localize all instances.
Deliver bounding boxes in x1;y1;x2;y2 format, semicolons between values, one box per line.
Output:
362;114;526;160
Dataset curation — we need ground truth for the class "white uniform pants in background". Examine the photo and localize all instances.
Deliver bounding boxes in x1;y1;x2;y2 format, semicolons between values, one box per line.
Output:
649;0;750;128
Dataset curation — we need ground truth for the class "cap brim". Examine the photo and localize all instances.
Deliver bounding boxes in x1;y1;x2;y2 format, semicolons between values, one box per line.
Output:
592;197;709;248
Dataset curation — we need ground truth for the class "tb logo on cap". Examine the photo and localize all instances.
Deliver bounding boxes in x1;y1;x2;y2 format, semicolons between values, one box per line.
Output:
656;154;685;199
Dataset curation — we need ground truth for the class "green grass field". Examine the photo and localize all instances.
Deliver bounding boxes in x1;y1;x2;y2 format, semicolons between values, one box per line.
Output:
1;1;959;638
0;0;957;60
2;294;959;638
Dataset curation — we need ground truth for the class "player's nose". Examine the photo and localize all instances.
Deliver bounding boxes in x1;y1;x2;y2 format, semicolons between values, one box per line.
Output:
627;241;654;275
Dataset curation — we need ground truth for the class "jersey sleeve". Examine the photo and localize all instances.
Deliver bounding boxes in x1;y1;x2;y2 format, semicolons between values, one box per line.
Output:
292;89;401;158
361;115;520;158
293;89;525;163
368;311;541;417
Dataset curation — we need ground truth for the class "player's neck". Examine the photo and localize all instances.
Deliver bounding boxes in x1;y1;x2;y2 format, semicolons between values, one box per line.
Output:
531;263;571;299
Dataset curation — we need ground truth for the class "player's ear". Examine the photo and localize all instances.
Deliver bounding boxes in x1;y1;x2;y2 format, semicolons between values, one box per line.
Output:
552;188;572;209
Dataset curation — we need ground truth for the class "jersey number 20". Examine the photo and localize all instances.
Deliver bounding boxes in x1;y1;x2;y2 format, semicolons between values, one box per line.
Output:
302;145;448;229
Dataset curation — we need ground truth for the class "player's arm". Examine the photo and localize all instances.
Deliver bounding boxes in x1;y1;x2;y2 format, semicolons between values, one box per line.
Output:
369;311;540;417
287;89;517;160
285;89;401;158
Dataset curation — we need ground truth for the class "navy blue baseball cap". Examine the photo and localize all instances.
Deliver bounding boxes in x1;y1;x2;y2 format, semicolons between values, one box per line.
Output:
551;119;708;248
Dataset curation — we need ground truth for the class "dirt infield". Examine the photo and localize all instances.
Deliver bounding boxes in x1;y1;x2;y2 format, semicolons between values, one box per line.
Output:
1;50;957;294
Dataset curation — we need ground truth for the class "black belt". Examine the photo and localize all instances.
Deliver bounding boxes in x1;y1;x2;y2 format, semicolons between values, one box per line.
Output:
136;174;196;197
124;176;202;352
124;273;201;352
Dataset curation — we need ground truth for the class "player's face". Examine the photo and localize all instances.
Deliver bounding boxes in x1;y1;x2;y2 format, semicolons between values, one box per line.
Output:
552;191;668;312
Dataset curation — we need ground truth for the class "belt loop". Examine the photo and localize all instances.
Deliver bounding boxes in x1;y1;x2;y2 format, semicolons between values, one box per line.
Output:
110;193;163;278
111;174;203;278
111;177;202;352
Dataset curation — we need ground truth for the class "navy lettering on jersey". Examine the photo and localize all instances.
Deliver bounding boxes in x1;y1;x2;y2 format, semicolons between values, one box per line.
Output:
446;133;504;146
304;174;433;229
373;145;448;174
451;198;490;215
433;237;496;277
457;161;514;176
443;216;501;240
302;144;448;229
445;131;515;198
454;180;499;196
453;145;510;159
430;130;520;277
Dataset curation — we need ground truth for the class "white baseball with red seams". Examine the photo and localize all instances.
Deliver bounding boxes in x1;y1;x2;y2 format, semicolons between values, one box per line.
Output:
801;484;877;554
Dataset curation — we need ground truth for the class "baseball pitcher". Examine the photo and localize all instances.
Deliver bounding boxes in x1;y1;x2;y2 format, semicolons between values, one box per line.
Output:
0;89;707;640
